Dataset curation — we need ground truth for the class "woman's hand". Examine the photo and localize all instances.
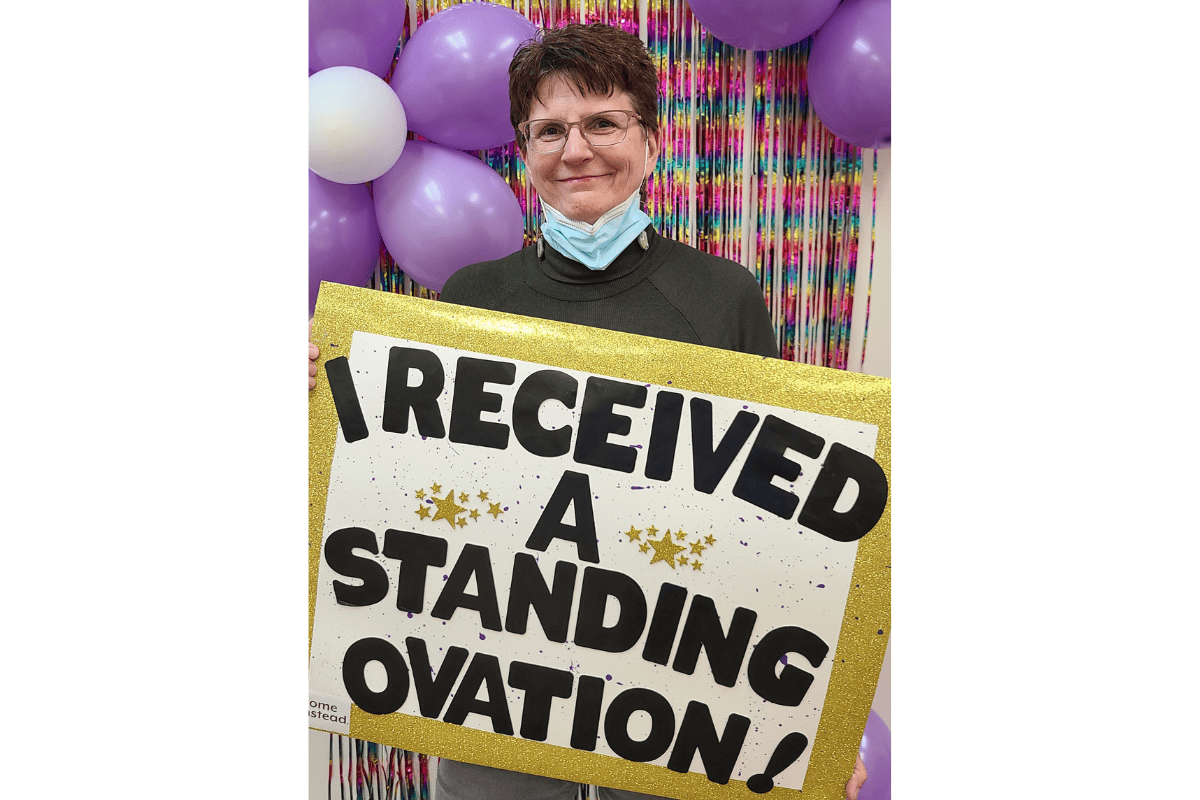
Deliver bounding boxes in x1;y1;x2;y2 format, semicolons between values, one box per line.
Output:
845;754;867;800
309;321;319;390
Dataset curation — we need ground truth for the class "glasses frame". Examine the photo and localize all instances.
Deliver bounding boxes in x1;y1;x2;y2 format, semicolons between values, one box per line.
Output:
518;110;642;154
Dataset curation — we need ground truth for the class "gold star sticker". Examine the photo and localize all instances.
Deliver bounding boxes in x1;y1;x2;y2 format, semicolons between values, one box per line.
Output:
415;505;431;519
646;525;658;537
691;560;703;571
675;529;688;541
414;488;426;500
469;509;480;521
639;543;650;553
431;482;442;495
704;534;716;546
477;490;489;502
457;517;468;528
488;502;504;519
430;489;466;528
624;525;642;542
678;556;689;566
459;491;469;503
647;530;686;569
690;540;706;555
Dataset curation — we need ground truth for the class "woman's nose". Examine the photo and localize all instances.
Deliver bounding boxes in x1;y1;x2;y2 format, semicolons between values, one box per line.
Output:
560;126;593;160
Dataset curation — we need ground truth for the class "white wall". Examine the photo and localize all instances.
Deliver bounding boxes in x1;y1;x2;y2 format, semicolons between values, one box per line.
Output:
862;147;890;731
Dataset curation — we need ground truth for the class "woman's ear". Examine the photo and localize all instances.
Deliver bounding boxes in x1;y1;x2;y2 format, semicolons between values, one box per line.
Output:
644;128;660;178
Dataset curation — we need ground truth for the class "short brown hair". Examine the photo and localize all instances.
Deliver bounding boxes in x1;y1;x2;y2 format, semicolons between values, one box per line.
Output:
509;23;660;151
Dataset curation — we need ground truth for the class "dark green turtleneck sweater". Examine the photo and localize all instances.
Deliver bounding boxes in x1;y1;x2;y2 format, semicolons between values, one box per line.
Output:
439;225;780;359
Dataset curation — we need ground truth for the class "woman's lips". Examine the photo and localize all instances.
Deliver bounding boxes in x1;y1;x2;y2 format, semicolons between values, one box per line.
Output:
560;174;608;183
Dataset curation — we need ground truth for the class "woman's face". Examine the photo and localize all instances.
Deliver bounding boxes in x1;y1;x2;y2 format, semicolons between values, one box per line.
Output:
522;75;659;226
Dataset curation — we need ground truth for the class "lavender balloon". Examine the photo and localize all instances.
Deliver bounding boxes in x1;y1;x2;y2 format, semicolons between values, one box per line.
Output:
309;0;406;79
389;2;537;151
372;141;524;293
687;0;840;51
858;710;892;800
309;171;382;316
807;0;891;149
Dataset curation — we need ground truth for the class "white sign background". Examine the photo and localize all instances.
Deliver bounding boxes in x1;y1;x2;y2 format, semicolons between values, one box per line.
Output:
308;331;879;792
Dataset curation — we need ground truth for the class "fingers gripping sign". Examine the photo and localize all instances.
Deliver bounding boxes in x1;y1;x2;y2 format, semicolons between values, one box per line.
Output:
845;754;867;800
309;320;320;391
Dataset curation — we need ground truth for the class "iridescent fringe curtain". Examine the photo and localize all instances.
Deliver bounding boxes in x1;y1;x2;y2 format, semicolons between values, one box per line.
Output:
375;0;876;370
322;738;594;798
324;737;429;800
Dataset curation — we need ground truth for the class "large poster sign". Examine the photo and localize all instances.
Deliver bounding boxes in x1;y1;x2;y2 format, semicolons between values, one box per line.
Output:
308;283;890;800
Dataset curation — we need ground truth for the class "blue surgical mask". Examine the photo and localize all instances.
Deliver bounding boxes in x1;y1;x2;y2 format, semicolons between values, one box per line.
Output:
539;189;651;271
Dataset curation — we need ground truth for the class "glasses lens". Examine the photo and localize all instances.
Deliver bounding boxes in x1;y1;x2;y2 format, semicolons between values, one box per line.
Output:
524;111;635;153
581;111;630;145
527;120;565;151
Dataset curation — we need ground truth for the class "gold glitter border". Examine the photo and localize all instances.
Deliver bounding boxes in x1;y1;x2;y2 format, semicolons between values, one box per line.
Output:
309;283;890;800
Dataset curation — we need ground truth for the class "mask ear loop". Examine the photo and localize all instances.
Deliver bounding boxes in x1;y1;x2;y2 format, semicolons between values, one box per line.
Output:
637;138;651;251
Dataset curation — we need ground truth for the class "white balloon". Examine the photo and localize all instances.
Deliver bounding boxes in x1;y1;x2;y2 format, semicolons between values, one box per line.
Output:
309;66;408;184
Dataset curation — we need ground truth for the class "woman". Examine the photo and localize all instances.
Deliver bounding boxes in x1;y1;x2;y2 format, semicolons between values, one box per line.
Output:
311;22;869;800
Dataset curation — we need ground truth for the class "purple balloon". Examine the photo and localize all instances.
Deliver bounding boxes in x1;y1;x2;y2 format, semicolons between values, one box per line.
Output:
310;171;383;315
858;710;892;800
807;0;891;149
372;140;524;293
389;2;537;151
687;0;840;51
309;0;406;79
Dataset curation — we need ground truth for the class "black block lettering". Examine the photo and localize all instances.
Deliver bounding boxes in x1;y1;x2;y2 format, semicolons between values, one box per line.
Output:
324;526;388;607
691;399;760;494
732;414;824;518
443;653;514;736
604;688;675;762
570;675;606;751
746;626;829;707
798;442;889;542
747;732;810;794
448;356;515;450
574;377;647;474
512;369;578;457
671;595;757;687
326;356;369;443
382;347;445;438
405;637;468;720
574;567;648;654
342;638;410;715
430;544;502;630
525;471;599;564
508;661;574;742
381;529;448;614
667;702;751;785
642;583;688;665
644;390;684;481
505;553;578;643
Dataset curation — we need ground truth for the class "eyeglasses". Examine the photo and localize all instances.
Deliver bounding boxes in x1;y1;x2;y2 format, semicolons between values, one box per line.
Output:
519;110;642;154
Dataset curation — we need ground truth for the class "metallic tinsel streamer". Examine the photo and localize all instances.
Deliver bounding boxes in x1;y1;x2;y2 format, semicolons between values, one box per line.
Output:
402;749;416;800
859;148;877;371
327;736;437;800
